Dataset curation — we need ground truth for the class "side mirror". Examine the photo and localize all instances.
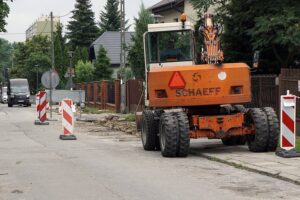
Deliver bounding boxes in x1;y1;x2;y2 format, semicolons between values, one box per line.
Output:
253;51;260;68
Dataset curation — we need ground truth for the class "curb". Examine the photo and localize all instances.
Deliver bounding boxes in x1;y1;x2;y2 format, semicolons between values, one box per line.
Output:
190;150;300;186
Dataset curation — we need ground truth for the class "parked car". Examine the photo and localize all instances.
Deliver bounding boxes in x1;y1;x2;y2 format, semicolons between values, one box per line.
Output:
1;87;8;103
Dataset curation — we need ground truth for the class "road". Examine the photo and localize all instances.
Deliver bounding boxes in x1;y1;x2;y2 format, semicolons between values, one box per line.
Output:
1;104;300;200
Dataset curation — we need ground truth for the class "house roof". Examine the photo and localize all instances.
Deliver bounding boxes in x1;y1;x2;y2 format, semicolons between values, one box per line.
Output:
89;31;134;65
150;0;184;13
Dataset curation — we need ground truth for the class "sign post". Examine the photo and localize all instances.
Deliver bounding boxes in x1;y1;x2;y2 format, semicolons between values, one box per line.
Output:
276;90;300;158
41;69;60;120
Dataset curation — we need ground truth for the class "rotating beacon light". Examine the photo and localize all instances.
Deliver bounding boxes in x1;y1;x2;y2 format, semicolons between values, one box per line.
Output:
180;13;187;29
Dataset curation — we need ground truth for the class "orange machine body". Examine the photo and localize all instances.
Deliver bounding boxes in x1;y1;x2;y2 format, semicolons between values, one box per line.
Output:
148;63;251;108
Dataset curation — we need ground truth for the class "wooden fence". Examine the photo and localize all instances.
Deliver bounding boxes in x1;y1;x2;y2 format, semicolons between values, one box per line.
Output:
75;80;120;113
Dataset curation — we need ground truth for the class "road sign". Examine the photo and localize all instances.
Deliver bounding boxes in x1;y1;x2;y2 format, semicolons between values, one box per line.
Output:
41;70;60;89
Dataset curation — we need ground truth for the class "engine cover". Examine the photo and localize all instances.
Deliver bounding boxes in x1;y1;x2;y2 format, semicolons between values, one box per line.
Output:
148;63;251;107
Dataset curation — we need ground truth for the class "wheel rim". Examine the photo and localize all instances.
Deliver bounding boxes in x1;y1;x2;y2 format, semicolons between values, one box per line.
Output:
141;118;147;145
160;123;166;151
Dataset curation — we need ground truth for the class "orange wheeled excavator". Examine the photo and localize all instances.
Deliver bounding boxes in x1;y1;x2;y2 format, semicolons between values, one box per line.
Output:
141;13;279;157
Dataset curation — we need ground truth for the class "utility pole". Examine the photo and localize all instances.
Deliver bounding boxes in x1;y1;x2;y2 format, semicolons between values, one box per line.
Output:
120;0;126;113
120;0;126;71
50;11;54;119
68;51;74;90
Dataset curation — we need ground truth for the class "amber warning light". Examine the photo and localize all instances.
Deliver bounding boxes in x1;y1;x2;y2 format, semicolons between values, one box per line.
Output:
169;71;186;89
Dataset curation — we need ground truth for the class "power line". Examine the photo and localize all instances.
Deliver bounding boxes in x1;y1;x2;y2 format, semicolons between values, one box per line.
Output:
0;30;68;35
59;11;72;18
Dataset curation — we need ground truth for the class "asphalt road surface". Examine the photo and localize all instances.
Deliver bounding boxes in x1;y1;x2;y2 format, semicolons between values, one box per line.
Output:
1;104;300;200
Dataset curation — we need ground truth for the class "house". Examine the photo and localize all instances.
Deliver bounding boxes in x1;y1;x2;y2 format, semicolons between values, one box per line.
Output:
150;0;198;23
89;31;134;79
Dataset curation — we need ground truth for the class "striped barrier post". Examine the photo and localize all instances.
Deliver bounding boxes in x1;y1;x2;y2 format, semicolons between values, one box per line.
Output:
276;90;300;158
60;99;77;140
34;91;49;125
35;92;40;121
39;91;48;123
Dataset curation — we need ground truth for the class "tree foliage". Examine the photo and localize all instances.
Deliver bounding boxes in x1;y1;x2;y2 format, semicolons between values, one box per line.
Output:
93;45;112;80
73;46;89;65
127;3;154;79
54;23;69;88
99;0;120;34
0;0;10;32
67;0;99;49
0;37;12;82
11;36;51;93
98;0;129;35
75;60;94;82
191;0;300;73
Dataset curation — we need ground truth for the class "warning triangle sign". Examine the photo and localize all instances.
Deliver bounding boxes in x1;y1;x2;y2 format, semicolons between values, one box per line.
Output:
169;71;186;89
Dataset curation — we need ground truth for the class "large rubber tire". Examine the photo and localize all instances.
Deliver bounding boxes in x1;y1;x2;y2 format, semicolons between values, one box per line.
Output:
263;107;280;151
141;110;157;151
154;110;164;150
246;108;269;152
232;105;247;145
159;113;178;157
233;104;248;113
220;104;234;115
221;137;237;146
8;100;12;107
175;112;190;157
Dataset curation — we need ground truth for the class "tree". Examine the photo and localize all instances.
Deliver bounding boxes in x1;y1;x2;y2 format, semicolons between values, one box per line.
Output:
73;46;89;65
54;23;69;88
127;3;154;79
0;0;11;32
93;45;112;80
0;38;12;82
191;0;300;73
67;0;99;49
248;0;300;69
11;35;51;93
98;0;129;35
75;60;94;82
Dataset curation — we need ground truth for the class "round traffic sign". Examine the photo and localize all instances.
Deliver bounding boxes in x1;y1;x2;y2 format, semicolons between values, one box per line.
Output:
41;70;60;89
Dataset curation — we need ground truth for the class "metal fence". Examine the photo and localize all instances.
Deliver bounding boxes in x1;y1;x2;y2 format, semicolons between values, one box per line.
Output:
247;75;279;112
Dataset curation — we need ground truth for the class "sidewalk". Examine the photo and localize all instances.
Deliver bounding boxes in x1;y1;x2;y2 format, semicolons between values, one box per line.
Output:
190;140;300;184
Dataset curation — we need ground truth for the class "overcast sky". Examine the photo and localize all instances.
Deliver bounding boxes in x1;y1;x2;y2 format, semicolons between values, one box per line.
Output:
0;0;158;42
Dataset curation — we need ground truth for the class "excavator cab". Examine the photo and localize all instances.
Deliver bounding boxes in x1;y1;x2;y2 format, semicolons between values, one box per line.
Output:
143;21;195;70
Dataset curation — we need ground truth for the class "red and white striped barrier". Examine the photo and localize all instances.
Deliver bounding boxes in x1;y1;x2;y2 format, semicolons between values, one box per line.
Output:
39;91;47;123
60;99;77;140
35;92;40;120
280;91;296;150
34;91;49;125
